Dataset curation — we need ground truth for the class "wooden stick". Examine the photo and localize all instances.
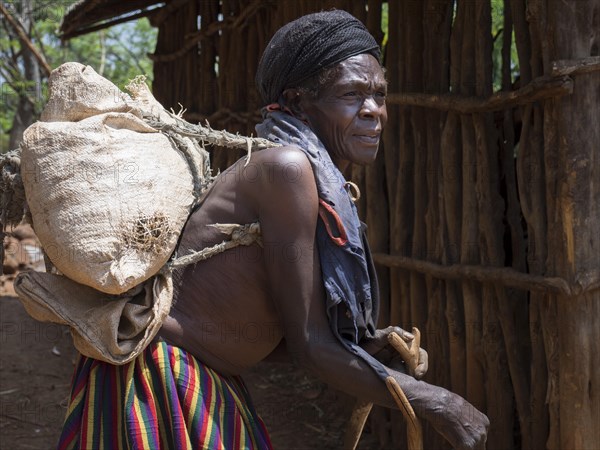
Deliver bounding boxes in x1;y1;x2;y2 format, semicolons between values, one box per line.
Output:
386;74;572;113
60;8;159;40
388;329;421;376
551;56;600;77
343;400;373;450
343;330;423;449
372;252;600;296
385;376;424;450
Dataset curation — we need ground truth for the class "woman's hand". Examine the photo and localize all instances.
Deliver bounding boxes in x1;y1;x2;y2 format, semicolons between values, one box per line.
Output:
399;378;489;450
360;325;428;379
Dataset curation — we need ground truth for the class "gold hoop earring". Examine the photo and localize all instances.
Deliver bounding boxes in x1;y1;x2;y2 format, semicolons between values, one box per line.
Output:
345;181;361;203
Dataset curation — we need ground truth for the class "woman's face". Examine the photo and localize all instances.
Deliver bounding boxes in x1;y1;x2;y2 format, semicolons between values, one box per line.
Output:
299;54;388;169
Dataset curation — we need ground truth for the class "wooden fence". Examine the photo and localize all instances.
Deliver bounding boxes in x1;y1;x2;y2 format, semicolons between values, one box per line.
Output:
146;1;600;448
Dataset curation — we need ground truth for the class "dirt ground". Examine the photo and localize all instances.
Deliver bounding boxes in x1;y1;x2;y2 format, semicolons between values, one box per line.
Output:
0;289;382;450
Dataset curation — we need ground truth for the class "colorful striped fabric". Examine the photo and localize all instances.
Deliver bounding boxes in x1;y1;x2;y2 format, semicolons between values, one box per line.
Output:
57;340;273;449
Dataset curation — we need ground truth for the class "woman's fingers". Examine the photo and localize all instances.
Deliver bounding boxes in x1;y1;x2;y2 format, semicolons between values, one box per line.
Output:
394;326;414;342
414;348;429;379
362;326;414;355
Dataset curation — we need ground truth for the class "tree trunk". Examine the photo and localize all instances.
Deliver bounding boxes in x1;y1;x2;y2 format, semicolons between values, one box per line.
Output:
8;0;40;149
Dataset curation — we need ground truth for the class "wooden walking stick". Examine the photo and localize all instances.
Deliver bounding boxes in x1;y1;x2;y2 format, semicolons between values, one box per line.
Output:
343;328;424;450
386;327;424;450
343;399;374;449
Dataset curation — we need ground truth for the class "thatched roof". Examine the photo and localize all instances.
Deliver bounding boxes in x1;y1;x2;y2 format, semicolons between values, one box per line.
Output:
60;0;164;39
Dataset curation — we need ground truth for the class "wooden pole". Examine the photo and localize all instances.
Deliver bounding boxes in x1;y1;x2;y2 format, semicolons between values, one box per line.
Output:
386;75;573;112
542;1;600;446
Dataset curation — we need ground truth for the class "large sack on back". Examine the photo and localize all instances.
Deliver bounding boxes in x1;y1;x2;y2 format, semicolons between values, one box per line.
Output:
20;111;194;294
41;62;141;122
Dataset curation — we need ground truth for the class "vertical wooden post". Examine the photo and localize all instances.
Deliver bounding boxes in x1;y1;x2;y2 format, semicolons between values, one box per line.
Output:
543;3;600;447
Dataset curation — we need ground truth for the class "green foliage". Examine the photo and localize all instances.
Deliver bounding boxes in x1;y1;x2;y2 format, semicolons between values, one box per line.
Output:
40;19;157;90
491;0;520;91
0;0;157;151
381;2;389;50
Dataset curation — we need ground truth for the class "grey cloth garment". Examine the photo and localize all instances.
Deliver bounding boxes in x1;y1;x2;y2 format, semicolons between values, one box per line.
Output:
256;111;390;381
255;10;380;104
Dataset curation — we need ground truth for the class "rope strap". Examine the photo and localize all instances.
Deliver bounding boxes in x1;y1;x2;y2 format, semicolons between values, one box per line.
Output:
163;222;262;273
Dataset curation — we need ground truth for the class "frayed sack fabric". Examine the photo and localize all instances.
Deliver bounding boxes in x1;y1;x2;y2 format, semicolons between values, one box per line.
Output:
14;271;172;365
20;63;198;295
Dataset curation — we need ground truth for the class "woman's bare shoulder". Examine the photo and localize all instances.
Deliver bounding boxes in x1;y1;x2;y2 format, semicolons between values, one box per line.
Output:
235;145;317;204
247;144;311;168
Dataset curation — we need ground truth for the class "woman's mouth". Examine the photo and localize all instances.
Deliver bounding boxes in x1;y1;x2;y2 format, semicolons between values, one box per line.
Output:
353;133;381;145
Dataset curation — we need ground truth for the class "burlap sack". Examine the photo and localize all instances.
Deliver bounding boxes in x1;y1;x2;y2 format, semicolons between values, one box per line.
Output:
20;63;197;294
14;271;172;365
41;62;142;122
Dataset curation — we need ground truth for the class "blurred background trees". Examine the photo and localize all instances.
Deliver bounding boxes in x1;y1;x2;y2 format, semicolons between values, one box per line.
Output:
0;0;157;151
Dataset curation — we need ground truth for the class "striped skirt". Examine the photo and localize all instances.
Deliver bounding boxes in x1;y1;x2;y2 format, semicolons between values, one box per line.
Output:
57;340;272;449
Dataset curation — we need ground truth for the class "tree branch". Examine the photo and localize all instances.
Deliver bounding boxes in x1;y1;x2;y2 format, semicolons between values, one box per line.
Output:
0;2;51;76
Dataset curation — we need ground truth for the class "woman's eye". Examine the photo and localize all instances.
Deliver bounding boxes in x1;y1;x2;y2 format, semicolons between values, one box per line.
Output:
343;91;358;97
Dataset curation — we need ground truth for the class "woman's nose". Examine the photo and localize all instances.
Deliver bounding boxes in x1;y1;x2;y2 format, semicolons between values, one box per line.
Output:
359;96;383;120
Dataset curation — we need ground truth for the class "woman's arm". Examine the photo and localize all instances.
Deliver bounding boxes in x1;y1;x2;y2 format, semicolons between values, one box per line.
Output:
249;146;488;450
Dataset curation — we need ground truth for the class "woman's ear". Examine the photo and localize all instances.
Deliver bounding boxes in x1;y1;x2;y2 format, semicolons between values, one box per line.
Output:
281;88;308;121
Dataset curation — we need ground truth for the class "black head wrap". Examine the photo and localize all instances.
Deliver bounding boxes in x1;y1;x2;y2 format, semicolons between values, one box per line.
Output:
255;10;381;105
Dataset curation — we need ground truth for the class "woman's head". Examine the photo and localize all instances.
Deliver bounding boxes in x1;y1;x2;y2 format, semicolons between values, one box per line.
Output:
287;54;387;169
255;11;387;168
255;10;381;105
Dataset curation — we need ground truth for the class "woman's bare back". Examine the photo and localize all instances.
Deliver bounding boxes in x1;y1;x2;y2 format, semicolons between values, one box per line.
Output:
158;153;287;375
